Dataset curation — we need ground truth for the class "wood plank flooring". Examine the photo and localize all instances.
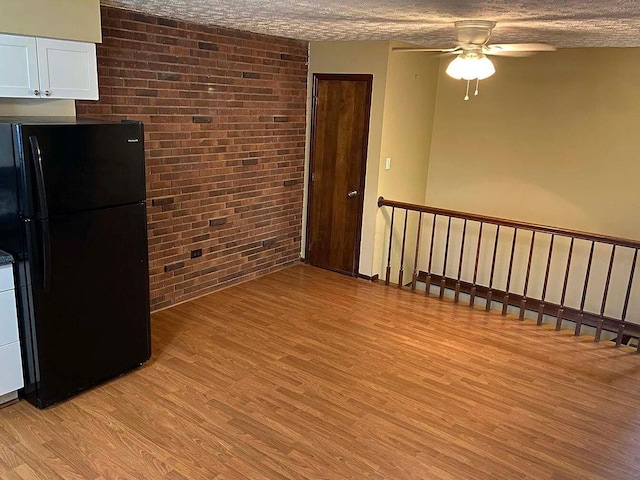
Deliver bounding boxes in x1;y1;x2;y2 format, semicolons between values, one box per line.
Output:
1;264;640;479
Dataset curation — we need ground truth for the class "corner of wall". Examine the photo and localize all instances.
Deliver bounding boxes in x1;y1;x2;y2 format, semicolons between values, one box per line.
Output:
423;58;443;205
373;46;441;277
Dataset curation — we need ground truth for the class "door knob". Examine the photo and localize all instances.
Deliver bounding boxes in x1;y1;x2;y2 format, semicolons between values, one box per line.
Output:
347;190;358;198
33;89;40;96
44;90;51;97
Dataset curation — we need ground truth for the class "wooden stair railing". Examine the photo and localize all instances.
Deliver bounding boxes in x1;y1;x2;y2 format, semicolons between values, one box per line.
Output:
378;196;640;351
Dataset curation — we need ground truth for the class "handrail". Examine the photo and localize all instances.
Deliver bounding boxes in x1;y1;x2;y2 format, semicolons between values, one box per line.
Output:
378;197;640;249
377;196;640;351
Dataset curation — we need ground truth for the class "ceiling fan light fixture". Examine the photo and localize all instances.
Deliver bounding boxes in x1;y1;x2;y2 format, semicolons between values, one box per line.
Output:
446;54;495;81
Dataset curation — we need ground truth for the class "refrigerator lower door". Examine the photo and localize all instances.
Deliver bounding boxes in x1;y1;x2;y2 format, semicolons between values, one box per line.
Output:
28;202;150;408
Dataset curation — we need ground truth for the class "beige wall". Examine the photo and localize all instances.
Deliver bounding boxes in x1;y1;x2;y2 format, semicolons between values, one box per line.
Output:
422;48;640;320
374;44;440;277
0;99;75;117
305;41;390;276
427;48;640;240
378;46;439;211
0;0;101;43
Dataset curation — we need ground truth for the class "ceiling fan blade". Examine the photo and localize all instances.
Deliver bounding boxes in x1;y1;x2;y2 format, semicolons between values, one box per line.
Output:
392;47;461;53
483;50;538;57
484;43;557;53
433;51;460;58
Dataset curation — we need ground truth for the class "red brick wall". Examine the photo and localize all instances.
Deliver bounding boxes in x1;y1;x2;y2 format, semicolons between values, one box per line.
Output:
77;6;308;311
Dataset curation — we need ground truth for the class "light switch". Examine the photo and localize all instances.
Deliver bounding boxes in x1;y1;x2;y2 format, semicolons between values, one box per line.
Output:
385;157;391;170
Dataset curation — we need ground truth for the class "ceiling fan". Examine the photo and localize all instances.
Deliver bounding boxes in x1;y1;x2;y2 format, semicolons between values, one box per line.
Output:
393;20;556;100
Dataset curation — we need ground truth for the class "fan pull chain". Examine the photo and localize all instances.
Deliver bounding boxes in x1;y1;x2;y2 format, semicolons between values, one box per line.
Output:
464;80;470;101
475;79;480;96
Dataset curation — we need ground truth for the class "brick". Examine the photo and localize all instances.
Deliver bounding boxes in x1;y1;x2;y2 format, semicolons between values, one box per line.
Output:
132;13;156;24
262;238;277;248
151;196;175;206
242;71;260;79
136;89;158;97
284;179;302;187
273;116;288;122
192;116;212;123
164;261;184;272
242;158;258;166
156;72;181;81
209;217;228;227
280;53;306;62
198;41;219;51
157;17;178;27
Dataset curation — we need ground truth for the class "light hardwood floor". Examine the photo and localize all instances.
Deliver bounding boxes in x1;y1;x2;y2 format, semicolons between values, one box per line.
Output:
1;264;640;479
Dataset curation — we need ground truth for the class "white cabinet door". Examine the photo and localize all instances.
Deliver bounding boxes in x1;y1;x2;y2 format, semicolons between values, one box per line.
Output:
0;263;22;397
0;342;24;395
36;38;98;100
0;34;40;98
0;290;19;347
0;264;13;293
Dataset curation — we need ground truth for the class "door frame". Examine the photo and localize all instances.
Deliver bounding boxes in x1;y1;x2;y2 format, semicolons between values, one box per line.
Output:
305;73;373;276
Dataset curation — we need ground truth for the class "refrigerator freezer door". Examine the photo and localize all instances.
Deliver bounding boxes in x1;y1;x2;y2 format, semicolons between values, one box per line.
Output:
0;124;22;257
27;202;150;407
16;123;145;218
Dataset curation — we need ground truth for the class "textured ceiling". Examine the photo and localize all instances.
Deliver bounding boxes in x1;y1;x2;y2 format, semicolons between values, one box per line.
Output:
101;0;640;48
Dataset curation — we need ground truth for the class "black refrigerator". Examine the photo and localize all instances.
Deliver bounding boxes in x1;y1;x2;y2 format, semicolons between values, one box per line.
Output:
0;117;151;408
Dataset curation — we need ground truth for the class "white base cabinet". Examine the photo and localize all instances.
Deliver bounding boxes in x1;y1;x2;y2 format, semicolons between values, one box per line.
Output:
0;263;23;401
0;343;23;396
0;33;98;100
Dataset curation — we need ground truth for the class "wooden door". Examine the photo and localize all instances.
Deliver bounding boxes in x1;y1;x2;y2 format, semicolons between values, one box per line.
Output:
306;74;372;276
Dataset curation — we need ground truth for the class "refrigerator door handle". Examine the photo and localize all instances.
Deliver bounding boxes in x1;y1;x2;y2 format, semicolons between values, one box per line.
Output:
28;136;49;220
41;219;51;292
24;218;52;293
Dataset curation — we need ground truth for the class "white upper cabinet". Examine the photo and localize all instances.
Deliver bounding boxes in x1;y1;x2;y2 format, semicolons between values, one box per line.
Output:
0;34;98;100
36;38;98;100
0;35;39;98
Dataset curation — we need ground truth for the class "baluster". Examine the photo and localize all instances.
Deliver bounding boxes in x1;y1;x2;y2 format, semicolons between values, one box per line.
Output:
617;249;638;348
538;234;555;325
455;219;467;303
425;214;437;296
593;245;616;342
519;231;536;320
398;210;409;289
575;242;595;337
487;225;500;312
470;222;483;308
385;207;395;286
440;217;452;300
411;212;423;292
502;228;518;316
556;237;575;331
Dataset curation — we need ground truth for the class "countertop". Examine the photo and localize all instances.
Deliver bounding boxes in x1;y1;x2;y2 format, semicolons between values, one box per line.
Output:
0;250;14;266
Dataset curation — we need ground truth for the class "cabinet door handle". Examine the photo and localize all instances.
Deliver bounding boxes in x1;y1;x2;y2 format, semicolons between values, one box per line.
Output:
33;89;40;96
347;190;358;198
44;90;51;97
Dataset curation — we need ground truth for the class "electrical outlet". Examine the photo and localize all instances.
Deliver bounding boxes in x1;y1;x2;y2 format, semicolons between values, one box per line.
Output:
190;249;203;259
385;157;391;170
